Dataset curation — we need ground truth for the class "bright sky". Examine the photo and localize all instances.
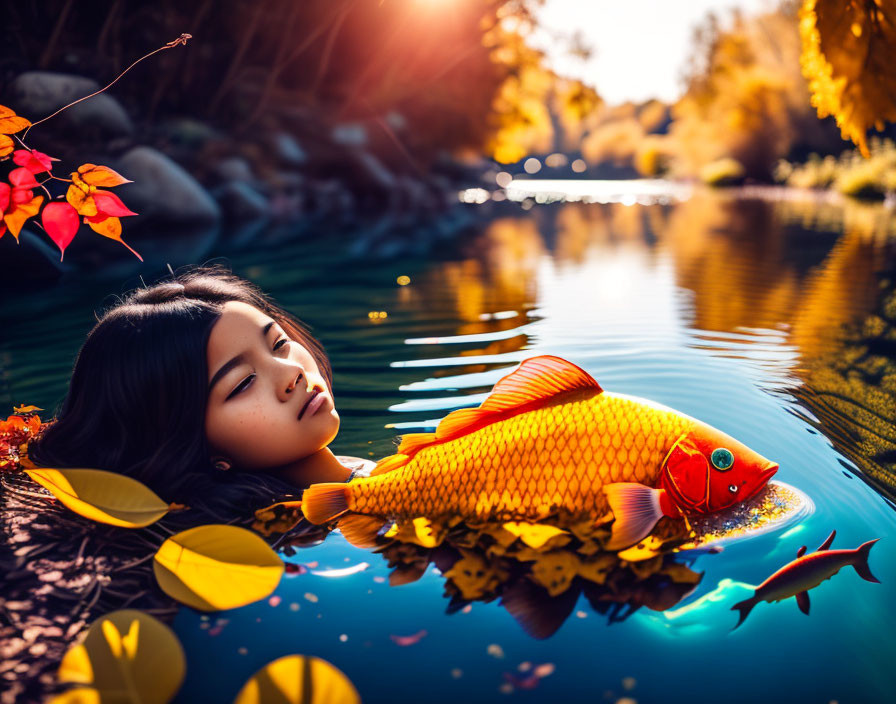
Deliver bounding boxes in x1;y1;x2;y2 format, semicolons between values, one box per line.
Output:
531;0;775;105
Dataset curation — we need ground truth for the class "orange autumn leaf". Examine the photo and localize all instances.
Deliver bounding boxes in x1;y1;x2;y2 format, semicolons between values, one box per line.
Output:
66;183;97;217
0;134;13;158
0;105;30;135
86;215;143;261
87;214;121;238
77;163;132;187
3;195;44;241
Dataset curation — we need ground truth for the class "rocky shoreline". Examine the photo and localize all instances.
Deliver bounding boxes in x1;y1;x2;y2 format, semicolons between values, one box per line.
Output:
1;71;488;282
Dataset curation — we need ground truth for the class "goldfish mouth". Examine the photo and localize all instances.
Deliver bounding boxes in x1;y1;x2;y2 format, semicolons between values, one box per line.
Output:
745;462;778;499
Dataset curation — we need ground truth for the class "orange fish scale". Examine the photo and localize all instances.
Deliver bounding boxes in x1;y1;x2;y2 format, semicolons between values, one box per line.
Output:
350;393;694;523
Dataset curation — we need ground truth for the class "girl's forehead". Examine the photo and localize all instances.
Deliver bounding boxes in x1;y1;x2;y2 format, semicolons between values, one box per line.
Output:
207;302;272;354
214;301;272;333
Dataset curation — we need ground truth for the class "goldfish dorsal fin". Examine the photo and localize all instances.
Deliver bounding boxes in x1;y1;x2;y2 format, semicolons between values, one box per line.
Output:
796;545;807;557
370;453;410;477
433;356;601;441
817;529;836;551
397;433;436;455
482;356;602;413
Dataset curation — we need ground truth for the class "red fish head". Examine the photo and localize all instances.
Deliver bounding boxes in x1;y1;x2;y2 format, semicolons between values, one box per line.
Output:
660;423;778;516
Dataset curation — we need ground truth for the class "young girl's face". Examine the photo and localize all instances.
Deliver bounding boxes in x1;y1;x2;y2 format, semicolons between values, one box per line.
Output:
204;301;339;470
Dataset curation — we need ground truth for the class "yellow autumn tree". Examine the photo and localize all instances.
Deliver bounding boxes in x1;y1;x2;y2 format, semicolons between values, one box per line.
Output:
800;0;896;156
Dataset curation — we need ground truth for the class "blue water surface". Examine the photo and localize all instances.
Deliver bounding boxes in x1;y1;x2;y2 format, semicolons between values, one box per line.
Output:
4;184;894;703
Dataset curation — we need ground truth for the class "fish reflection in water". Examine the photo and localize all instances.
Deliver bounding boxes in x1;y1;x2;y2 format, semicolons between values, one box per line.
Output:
268;481;807;640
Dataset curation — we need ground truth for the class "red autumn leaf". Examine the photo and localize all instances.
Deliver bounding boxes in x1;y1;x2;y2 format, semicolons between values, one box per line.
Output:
41;201;80;260
13;149;57;174
9;168;39;189
0;221;7;240
92;189;137;217
2;194;44;242
77;163;132;187
0;183;9;214
11;188;33;205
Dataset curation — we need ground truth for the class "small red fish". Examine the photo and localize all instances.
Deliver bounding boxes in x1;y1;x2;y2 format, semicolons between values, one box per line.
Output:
731;530;880;629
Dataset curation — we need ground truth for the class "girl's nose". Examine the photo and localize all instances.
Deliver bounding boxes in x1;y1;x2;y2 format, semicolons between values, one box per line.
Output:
282;366;305;399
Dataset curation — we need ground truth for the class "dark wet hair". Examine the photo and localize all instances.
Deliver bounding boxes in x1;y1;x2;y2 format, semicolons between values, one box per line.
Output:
28;264;331;526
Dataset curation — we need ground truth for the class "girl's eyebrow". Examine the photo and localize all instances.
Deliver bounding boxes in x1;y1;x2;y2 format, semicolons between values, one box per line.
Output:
208;320;276;394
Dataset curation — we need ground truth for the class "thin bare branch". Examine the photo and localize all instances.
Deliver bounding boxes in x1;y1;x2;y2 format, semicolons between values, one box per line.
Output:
23;34;192;140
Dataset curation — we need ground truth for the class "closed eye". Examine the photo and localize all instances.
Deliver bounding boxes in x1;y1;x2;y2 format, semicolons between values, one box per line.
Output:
227;339;289;399
227;373;255;400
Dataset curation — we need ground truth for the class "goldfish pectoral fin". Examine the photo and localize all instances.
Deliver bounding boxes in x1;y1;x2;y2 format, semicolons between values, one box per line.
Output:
603;483;664;552
853;538;881;583
730;597;757;631
796;590;810;615
301;483;350;524
796;545;807;557
817;529;836;551
337;514;387;548
370;453;410;476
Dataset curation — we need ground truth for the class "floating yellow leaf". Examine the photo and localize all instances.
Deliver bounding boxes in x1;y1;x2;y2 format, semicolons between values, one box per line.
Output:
57;609;185;704
46;688;101;704
616;534;669;562
13;404;42;413
502;522;570;549
233;654;360;704
382;517;445;548
153;524;284;611
24;467;169;528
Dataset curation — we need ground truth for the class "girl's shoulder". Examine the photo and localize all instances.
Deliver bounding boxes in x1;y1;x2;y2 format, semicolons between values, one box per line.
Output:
334;455;377;479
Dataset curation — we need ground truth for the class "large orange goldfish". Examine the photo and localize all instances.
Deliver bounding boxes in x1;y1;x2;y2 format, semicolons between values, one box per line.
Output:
302;356;779;549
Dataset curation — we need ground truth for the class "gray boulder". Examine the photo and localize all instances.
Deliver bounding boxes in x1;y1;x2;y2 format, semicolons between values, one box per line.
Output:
9;72;133;137
117;146;220;226
266;132;307;167
212;156;255;184
213;181;269;223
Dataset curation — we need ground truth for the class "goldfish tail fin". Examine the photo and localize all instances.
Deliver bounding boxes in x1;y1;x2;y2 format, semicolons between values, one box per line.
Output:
730;597;757;630
337;514;387;548
603;483;664;551
852;538;880;583
301;483;350;524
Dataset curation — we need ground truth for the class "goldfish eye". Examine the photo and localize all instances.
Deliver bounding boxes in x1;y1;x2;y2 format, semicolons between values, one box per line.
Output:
711;447;734;470
728;484;738;493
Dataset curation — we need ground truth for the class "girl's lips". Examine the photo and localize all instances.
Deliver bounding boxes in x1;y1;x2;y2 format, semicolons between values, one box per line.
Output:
299;391;328;420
